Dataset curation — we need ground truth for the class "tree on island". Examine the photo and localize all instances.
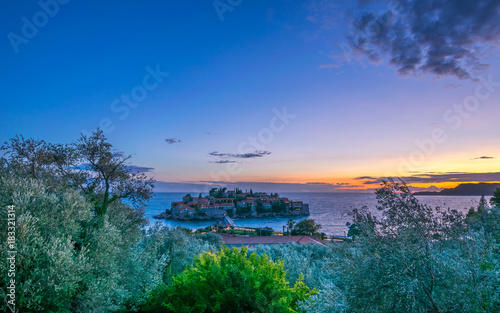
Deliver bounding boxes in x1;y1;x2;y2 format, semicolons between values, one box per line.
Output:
209;187;227;198
255;199;271;214
184;193;193;202
271;200;287;213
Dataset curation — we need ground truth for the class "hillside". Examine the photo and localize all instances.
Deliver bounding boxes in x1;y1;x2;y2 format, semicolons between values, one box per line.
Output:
414;183;500;196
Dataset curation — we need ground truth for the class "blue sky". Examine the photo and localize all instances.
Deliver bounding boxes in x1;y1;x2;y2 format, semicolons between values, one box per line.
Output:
2;0;500;192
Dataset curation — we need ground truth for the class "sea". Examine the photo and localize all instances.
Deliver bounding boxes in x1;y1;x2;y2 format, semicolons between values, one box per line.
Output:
144;192;490;236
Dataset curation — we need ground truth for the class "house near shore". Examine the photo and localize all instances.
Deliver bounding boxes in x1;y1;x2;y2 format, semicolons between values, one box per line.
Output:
220;233;324;247
169;188;309;219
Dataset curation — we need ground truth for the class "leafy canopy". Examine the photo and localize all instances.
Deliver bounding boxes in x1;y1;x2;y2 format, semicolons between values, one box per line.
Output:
162;246;315;313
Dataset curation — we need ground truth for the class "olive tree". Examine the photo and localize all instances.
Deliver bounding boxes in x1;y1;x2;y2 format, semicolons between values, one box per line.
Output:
338;179;500;312
1;130;155;216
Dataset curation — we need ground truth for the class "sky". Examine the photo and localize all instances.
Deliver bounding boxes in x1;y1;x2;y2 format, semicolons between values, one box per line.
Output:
1;0;500;193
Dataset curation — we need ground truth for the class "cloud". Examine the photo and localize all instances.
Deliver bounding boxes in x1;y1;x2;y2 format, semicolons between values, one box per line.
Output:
204;131;219;135
358;172;500;185
319;63;341;69
112;151;125;158
165;138;181;144
342;0;500;80
472;156;495;160
444;83;463;90
354;176;376;180
127;165;155;173
209;151;271;159
209;160;237;164
305;182;364;188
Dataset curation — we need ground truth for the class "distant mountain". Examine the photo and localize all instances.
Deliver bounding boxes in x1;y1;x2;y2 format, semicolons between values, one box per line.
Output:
414;183;499;196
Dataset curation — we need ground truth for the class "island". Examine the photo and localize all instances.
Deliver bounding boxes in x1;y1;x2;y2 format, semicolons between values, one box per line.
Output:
414;183;500;196
154;187;309;220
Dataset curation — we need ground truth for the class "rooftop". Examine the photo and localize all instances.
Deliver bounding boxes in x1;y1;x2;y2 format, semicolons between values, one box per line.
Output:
220;235;324;246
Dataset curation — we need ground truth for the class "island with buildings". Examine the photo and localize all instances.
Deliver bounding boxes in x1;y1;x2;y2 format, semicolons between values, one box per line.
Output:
154;187;309;220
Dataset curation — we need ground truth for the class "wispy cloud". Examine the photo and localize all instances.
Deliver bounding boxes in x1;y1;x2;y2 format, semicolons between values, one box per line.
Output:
354;176;378;180
444;83;463;90
472;156;495;160
318;63;340;69
305;181;363;188
209;150;271;159
112;151;125;158
165;138;181;144
209;160;237;164
339;0;500;80
204;131;219;135
127;165;155;173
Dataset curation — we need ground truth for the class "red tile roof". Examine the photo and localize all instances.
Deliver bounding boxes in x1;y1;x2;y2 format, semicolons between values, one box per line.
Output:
220;235;324;246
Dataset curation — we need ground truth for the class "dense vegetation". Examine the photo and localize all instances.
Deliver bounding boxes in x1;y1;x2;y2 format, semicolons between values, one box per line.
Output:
1;132;499;312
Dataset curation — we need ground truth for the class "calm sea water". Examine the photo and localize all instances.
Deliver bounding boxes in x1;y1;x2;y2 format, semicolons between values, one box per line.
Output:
145;192;490;236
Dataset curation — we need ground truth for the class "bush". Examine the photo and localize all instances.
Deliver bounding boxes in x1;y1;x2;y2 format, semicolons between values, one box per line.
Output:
147;246;315;313
335;179;500;312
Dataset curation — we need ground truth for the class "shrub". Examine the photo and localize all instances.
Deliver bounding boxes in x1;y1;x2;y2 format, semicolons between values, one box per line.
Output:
147;246;315;313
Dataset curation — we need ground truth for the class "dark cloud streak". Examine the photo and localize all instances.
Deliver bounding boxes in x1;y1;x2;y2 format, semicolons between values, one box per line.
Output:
209;150;271;159
165;138;181;144
472;156;495;160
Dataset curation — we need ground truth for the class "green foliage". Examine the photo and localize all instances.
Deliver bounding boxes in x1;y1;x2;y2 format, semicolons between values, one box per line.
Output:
271;200;286;213
253;243;346;312
291;219;322;236
1;130;155;216
236;203;252;216
286;218;296;235
194;205;205;216
155;246;315;313
467;195;500;242
491;187;500;207
0;174;220;313
255;199;269;213
336;179;500;312
209;187;227;198
346;223;360;238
